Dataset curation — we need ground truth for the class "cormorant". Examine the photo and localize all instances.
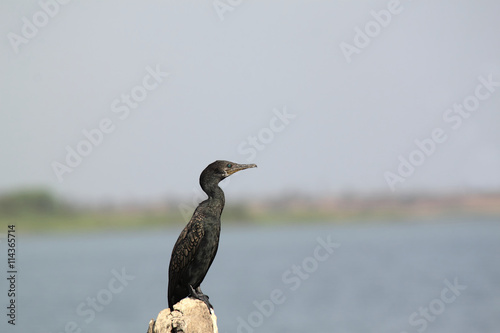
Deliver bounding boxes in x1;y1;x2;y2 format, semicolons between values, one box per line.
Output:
167;160;257;311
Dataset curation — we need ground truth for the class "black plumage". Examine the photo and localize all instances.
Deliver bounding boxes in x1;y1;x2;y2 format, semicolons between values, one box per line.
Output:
167;160;257;310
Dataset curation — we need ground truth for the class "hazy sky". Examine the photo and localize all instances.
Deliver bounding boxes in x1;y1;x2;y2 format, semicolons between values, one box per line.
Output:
1;1;500;202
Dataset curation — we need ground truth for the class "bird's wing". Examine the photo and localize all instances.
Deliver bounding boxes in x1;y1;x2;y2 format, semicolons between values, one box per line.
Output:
169;211;205;279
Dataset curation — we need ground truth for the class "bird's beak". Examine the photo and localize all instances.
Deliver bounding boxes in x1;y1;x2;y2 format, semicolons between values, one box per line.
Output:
226;163;257;176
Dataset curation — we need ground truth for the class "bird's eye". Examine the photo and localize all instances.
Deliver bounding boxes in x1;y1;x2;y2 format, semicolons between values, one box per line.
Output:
226;163;232;168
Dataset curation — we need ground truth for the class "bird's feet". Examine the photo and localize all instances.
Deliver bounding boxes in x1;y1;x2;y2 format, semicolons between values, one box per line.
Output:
188;285;213;311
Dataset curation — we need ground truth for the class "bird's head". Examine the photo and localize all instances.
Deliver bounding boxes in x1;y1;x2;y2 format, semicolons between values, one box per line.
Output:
201;160;257;184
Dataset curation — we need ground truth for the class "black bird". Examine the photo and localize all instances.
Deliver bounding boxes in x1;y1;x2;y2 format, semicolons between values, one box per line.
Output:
168;160;257;311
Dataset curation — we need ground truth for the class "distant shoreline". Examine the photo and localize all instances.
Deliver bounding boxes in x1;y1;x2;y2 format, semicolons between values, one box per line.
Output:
3;207;499;235
1;189;499;233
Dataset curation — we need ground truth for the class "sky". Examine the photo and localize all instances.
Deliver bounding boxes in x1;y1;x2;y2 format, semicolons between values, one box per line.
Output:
1;0;500;203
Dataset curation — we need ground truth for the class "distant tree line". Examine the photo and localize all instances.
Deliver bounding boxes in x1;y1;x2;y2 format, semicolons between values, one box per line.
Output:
0;189;70;215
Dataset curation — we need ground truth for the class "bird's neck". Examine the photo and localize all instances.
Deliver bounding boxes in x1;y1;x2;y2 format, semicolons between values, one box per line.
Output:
202;182;225;214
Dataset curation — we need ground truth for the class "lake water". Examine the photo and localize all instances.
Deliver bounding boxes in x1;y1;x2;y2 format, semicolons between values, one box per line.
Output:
2;217;499;333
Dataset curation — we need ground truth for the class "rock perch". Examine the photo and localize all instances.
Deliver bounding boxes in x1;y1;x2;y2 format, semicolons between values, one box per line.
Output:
147;298;218;333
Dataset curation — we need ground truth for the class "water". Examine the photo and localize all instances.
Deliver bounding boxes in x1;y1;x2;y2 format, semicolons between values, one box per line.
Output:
2;218;499;333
